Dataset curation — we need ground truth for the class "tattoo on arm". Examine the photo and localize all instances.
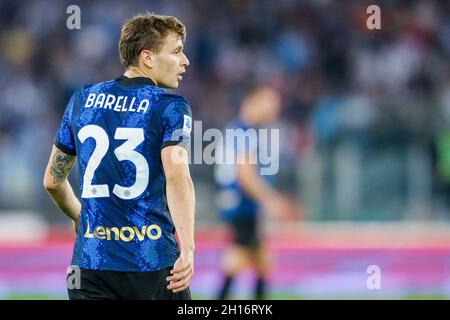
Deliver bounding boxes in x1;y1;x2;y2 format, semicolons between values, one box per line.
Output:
50;149;76;184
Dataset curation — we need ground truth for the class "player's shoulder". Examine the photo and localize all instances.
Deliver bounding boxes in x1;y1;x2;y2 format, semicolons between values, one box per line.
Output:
156;92;190;109
78;80;116;96
66;80;116;102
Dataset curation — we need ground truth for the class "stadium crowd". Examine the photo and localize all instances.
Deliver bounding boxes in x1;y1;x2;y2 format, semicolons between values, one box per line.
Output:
0;0;449;220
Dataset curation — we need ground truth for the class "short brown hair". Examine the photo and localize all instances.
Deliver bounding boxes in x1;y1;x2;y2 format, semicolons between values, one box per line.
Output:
119;12;186;68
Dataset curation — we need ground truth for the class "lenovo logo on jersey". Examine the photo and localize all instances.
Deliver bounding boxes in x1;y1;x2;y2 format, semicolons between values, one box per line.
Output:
84;220;162;242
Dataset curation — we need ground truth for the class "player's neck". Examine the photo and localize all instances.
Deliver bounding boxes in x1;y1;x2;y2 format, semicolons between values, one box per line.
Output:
124;67;158;86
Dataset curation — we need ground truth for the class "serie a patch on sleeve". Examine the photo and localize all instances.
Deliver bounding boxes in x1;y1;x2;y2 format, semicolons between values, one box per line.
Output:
183;114;192;135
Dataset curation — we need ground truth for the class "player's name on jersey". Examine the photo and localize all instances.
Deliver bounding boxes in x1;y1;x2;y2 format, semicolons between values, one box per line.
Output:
85;93;150;113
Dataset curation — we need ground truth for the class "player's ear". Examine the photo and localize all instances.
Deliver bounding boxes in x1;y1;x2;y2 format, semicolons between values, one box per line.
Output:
140;49;154;68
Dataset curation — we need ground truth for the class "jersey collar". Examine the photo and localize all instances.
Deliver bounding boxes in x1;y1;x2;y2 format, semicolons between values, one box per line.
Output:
115;75;157;87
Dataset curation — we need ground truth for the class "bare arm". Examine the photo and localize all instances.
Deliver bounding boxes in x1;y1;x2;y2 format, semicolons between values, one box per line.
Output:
161;145;195;293
43;145;81;230
236;153;278;204
236;153;297;219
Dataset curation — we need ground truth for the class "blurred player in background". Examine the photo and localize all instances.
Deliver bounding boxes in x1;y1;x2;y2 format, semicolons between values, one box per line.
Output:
215;86;300;300
43;12;195;299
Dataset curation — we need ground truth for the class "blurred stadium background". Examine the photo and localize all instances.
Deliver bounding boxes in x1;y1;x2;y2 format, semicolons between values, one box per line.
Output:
1;0;450;299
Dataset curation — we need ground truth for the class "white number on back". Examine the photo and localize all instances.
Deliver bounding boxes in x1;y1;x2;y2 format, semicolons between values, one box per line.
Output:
113;128;149;200
78;125;110;198
77;125;149;200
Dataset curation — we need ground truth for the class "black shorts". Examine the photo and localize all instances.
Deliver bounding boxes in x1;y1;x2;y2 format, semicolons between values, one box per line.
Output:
228;215;260;249
67;267;191;300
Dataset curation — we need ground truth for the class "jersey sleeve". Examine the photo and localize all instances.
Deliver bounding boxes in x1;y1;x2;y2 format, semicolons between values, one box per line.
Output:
53;90;78;155
160;97;192;151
